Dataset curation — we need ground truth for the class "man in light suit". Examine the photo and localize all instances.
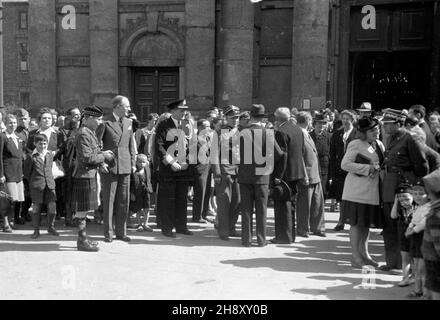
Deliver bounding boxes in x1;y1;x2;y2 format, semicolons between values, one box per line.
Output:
296;111;326;237
271;108;307;244
96;96;136;243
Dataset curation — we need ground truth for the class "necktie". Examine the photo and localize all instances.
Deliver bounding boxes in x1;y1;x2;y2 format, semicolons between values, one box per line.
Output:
119;117;123;129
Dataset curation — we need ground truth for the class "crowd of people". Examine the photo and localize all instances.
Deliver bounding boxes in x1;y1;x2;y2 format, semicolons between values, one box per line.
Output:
1;97;440;300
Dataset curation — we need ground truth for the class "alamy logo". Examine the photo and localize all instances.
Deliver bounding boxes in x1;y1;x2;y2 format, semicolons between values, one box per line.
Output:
362;5;376;30
61;5;76;30
361;266;376;289
164;128;275;176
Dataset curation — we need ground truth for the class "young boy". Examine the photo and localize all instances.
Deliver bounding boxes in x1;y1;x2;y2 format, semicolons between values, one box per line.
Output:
391;183;417;287
130;154;153;232
24;134;59;239
421;169;440;300
405;180;430;298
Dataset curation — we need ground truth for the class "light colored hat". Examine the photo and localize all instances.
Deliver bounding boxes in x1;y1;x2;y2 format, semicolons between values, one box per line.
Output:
358;102;372;112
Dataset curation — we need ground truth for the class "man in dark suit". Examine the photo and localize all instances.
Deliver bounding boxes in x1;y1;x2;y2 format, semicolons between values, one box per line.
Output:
380;109;429;272
296;111;326;237
409;104;439;152
238;104;283;247
155;99;193;238
96;95;136;243
310;113;331;197
271;108;307;244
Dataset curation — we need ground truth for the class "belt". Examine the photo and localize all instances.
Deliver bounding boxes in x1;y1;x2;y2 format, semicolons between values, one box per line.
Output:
385;166;413;174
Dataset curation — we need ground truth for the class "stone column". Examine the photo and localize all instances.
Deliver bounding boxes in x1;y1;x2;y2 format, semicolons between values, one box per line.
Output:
185;0;216;114
430;1;440;108
218;0;254;109
29;0;57;108
89;0;118;111
291;0;329;110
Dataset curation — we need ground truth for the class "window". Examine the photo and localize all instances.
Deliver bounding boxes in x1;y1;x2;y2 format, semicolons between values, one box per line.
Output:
19;11;28;30
18;42;28;72
20;92;30;108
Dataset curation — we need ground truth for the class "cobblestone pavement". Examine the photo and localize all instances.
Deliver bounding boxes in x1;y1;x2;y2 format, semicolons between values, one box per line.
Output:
0;203;413;300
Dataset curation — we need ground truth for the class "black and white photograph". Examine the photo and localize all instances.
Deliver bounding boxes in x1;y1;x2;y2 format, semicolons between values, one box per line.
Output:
1;0;440;304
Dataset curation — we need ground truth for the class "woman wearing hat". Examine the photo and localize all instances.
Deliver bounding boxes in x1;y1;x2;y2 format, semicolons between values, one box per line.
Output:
329;109;358;230
71;106;115;252
341;117;385;268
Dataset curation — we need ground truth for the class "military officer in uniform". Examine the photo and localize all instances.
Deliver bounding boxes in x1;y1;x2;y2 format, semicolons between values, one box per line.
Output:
212;105;242;241
155;99;193;238
380;109;429;272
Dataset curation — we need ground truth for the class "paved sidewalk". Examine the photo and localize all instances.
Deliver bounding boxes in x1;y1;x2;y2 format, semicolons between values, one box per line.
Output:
0;206;412;300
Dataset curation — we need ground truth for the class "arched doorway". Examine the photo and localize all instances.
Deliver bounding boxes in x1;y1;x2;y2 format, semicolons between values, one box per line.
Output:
120;27;184;123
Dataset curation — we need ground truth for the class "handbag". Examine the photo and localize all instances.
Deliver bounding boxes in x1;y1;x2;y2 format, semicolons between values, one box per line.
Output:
355;153;371;165
52;160;65;179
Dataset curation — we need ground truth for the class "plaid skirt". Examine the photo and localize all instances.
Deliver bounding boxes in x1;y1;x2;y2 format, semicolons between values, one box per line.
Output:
71;178;99;212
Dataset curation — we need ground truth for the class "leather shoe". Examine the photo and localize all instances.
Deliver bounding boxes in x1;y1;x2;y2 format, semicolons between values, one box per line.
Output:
47;227;59;236
258;242;267;247
297;232;309;238
334;224;344;231
31;229;40;239
229;231;241;238
162;231;176;238
115;236;131;242
270;238;291;244
219;235;230;241
242;242;251;247
77;239;99;252
176;229;194;236
362;256;379;267
104;236;113;243
312;231;326;237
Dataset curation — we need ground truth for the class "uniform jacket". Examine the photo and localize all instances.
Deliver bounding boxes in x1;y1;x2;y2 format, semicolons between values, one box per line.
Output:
24;151;55;191
0;133;24;182
73;127;106;179
276;120;307;182
154;116;192;179
212;125;240;177
341;139;385;205
382;129;429;202
302;129;321;185
237;123;284;185
329;127;358;180
310;129;331;176
96;114;136;175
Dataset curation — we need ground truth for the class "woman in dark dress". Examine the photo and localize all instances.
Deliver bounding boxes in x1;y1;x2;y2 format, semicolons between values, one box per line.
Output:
329;109;358;231
71;106;114;252
0;114;25;233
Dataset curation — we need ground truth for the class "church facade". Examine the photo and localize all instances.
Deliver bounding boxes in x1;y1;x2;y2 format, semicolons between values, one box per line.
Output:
2;0;439;121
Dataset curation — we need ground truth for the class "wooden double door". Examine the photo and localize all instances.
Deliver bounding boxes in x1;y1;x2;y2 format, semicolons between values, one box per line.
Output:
133;67;179;123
